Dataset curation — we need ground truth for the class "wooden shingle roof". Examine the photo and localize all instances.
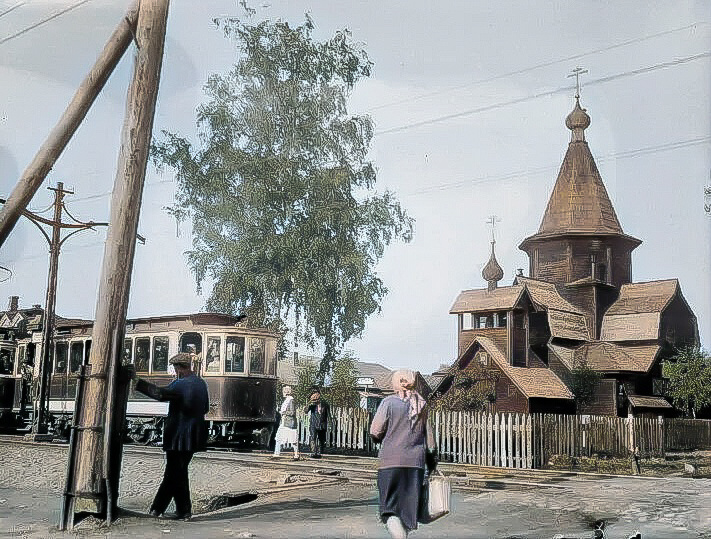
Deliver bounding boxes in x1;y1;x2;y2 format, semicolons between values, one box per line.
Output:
548;308;590;341
604;280;679;315
536;141;624;236
627;395;673;409
449;285;525;314
515;277;584;314
601;279;680;342
464;336;573;400
550;342;660;373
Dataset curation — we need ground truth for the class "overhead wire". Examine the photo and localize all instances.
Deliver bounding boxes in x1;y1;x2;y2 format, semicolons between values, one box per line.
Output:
367;22;709;113
403;136;711;197
0;1;26;20
0;0;92;47
375;51;711;136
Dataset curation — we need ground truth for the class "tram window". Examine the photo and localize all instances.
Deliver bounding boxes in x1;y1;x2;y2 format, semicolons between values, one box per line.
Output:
55;342;68;374
250;338;265;374
266;342;277;376
134;337;150;373
70;342;84;373
152;336;169;373
225;336;245;373
18;346;26;371
205;337;221;374
0;349;14;375
123;338;133;365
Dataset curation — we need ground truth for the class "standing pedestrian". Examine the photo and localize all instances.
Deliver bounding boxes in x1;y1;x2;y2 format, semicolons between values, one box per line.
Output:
370;369;437;539
273;385;299;460
134;352;209;520
306;386;330;458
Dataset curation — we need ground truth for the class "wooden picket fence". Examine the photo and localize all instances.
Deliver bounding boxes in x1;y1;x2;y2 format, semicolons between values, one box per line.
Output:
293;407;711;469
664;418;711;450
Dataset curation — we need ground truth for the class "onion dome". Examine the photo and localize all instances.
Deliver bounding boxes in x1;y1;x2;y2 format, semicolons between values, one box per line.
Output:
565;97;591;142
482;241;504;291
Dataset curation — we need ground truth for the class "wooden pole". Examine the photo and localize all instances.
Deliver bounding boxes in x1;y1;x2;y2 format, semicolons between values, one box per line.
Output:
0;1;139;248
32;183;68;435
69;0;170;520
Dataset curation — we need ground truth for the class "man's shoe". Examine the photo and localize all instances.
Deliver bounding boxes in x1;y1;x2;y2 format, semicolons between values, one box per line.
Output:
149;509;161;518
169;512;192;521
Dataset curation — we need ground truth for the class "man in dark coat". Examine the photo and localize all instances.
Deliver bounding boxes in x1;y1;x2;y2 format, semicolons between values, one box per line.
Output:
135;352;209;520
305;386;330;458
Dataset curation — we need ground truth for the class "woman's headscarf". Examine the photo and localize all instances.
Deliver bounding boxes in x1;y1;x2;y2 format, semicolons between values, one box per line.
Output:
391;369;425;424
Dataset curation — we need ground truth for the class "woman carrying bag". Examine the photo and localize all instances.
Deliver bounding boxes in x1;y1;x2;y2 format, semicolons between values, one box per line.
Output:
370;370;439;539
273;385;300;460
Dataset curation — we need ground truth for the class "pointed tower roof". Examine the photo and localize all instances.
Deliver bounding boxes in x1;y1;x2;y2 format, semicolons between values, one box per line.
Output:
520;98;641;250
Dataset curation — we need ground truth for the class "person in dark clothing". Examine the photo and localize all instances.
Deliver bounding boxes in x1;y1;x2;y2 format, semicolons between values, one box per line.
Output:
134;352;209;520
305;387;330;458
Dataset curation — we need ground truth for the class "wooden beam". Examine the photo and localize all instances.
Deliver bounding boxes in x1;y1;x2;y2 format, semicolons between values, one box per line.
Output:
69;0;170;519
0;1;139;248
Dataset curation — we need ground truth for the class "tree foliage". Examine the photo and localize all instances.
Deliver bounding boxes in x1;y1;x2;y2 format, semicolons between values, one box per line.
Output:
324;351;360;408
152;15;413;376
293;359;320;406
431;364;498;412
663;346;711;418
570;362;602;408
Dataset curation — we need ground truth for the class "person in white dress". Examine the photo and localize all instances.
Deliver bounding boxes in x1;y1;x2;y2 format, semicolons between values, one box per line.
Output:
273;385;299;459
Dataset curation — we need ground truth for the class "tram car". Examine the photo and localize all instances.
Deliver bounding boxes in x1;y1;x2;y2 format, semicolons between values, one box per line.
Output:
0;300;279;445
0;298;40;431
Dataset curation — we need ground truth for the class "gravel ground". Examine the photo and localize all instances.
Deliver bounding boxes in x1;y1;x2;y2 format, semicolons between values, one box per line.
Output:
2;440;711;538
0;441;282;514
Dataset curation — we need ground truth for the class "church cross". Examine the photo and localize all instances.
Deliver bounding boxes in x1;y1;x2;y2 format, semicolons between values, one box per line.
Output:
567;66;588;99
486;215;501;243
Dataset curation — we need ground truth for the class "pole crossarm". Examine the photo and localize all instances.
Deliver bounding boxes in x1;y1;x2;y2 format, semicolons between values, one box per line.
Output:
0;1;139;248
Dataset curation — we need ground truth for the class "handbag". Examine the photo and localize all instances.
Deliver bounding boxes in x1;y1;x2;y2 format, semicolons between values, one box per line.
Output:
418;469;451;524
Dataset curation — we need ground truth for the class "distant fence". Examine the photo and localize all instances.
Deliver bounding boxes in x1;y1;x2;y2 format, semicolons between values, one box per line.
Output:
292;407;711;469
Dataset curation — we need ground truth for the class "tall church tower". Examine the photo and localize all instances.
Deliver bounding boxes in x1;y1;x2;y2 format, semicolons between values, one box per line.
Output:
518;96;642;337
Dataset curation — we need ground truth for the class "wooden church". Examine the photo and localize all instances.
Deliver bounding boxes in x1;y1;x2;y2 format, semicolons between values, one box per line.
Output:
433;96;699;418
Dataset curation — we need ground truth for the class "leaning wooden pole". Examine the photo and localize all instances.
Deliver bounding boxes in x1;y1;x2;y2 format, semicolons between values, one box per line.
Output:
68;0;170;522
0;1;139;248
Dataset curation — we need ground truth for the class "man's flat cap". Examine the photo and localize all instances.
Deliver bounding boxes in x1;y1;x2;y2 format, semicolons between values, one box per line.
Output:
169;353;192;367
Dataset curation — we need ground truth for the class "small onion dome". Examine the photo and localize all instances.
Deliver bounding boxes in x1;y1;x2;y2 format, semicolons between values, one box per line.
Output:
482;241;504;291
565;97;590;142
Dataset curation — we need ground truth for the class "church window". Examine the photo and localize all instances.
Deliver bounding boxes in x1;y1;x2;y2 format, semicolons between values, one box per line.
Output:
497;312;507;328
597;264;607;282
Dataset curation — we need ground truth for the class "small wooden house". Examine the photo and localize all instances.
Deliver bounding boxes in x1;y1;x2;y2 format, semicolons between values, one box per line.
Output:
434;98;698;417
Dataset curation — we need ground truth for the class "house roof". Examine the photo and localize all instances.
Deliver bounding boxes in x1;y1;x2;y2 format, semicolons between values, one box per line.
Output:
277;358;394;392
627;395;673;409
600;313;661;342
548;308;590;341
600;279;682;342
515;277;584;314
550;342;661;373
604;280;679;315
451;336;573;400
449;285;524;314
354;361;393;391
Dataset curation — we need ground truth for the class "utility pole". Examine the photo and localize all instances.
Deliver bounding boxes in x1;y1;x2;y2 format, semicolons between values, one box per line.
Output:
68;0;170;526
1;183;111;438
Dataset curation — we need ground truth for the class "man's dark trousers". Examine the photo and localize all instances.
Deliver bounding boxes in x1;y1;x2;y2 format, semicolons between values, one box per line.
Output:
310;428;327;456
151;450;194;515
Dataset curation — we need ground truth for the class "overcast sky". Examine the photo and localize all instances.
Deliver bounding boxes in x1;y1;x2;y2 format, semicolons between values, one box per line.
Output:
0;0;709;374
